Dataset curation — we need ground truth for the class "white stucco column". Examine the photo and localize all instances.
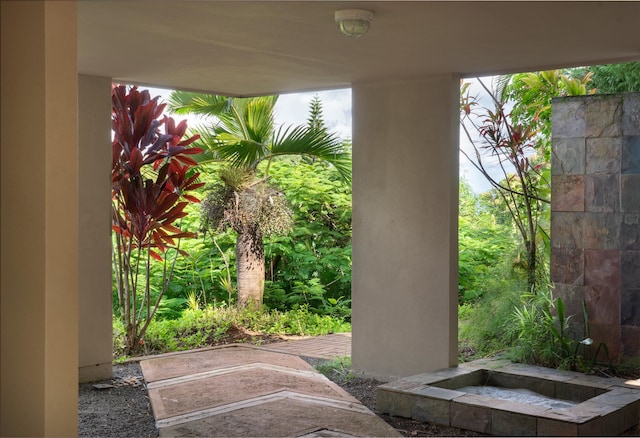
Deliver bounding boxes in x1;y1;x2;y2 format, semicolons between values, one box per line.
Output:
1;1;79;435
79;75;114;382
351;74;460;380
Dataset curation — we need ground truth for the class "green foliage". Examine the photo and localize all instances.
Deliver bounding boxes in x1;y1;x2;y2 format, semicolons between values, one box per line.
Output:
458;179;516;303
111;85;204;354
264;159;352;314
577;61;640;94
507;288;610;373
112;156;353;320
459;65;640;371
314;357;354;382
458;266;526;359
307;94;328;136
504;70;594;157
112;305;350;359
508;287;561;367
244;304;351;336
460;72;587;292
145;231;238;313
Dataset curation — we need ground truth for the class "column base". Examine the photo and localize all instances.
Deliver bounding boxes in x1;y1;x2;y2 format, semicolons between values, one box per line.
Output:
79;362;113;383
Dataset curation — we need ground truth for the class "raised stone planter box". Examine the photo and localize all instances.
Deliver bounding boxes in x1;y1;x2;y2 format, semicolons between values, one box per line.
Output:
377;358;640;436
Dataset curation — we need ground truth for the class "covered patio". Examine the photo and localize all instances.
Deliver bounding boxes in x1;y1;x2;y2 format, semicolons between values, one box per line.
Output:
2;1;640;435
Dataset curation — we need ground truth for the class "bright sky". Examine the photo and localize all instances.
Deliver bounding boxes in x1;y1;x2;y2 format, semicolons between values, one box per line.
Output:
276;89;352;140
145;83;496;193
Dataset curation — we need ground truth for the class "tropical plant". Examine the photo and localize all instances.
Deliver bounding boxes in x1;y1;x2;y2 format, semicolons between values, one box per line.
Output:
573;61;640;94
461;79;549;291
460;71;592;291
168;92;351;307
112;305;351;358
265;159;352;313
458;179;515;303
111;85;203;354
503;70;594;161
508;287;611;373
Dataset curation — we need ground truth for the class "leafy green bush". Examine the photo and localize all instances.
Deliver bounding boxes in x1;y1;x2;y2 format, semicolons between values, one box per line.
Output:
507;287;612;372
458;275;524;360
265;159;352;312
507;287;560;366
458;179;516;303
235;304;351;336
112;305;350;359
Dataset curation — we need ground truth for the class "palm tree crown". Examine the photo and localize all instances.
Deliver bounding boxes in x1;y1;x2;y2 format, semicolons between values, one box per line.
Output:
168;91;351;181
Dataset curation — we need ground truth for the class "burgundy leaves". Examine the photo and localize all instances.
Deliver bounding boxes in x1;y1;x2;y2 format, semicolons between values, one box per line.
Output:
477;103;537;168
111;85;203;260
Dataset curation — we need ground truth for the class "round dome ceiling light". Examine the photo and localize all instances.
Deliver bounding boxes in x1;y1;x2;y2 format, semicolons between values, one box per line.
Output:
335;9;374;38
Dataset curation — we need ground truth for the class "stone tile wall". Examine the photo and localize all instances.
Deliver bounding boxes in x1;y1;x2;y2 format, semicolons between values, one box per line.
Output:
551;93;640;361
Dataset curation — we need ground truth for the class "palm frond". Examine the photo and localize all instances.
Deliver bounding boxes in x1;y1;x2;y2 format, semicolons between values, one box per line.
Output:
168;92;351;183
244;96;277;144
167;91;230;117
188;126;220;164
495;75;512;102
214;138;269;169
271;125;352;183
219;166;254;191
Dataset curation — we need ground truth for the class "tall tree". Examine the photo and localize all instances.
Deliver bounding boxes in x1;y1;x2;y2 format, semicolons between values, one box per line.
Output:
460;71;592;291
304;94;328;165
168;92;351;307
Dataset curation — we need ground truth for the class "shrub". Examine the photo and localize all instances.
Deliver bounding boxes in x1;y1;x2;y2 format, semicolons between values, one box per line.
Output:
112;305;350;359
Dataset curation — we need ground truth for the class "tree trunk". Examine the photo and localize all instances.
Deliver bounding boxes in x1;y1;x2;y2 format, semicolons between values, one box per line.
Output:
527;239;537;292
235;225;265;308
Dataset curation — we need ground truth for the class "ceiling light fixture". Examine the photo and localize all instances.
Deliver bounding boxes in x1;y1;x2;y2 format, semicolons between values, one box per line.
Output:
335;9;374;38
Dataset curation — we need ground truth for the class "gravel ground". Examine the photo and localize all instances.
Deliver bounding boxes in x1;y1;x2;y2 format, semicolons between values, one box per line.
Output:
79;363;158;438
78;360;480;437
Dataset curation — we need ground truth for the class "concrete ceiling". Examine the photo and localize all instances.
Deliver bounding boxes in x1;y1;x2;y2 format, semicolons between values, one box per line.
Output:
78;1;640;96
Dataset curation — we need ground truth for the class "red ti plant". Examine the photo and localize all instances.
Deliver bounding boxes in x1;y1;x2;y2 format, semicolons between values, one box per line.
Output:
111;85;203;354
460;79;548;292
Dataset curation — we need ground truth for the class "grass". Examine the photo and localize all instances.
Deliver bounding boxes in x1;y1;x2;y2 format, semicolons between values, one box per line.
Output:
458;275;528;361
314;356;354;382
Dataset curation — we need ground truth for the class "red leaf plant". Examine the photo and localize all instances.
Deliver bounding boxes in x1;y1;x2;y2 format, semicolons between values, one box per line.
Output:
111;85;203;354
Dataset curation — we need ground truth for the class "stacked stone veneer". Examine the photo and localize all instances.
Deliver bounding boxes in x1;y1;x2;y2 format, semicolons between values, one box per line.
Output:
551;92;640;361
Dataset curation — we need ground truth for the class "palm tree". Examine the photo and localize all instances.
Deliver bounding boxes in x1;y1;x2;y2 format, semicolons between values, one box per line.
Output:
168;92;351;307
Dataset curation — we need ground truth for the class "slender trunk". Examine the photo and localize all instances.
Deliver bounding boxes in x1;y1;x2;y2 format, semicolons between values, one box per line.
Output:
528;239;537;292
138;240;182;343
269;254;282;282
213;236;234;304
112;231;126;322
235;225;265;308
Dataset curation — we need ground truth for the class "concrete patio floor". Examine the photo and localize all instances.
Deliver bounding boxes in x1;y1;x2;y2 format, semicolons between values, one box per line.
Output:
140;334;400;437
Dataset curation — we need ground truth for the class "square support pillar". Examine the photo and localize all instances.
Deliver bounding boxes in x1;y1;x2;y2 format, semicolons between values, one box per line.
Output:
78;75;114;382
351;75;460;380
1;1;79;435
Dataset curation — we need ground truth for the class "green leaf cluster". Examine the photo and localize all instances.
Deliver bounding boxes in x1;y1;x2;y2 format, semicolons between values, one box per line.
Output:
263;158;352;316
112;305;350;359
574;61;640;94
507;288;610;373
458;179;516;303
